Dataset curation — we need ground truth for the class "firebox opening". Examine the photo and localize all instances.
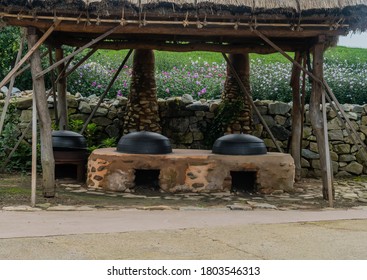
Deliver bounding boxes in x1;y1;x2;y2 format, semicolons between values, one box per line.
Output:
230;171;257;194
55;164;78;180
134;169;160;192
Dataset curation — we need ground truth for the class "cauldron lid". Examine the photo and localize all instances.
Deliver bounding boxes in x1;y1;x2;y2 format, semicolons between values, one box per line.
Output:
212;134;267;155
52;130;87;151
52;130;84;137
117;131;172;154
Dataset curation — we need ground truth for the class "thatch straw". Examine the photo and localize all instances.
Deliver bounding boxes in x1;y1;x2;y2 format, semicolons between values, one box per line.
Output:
0;0;366;30
254;0;298;14
298;0;341;11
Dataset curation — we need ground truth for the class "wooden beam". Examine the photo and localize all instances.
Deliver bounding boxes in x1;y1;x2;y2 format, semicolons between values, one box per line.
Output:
28;27;56;198
0;20;61;91
56;48;68;130
309;40;334;203
35;24;121;79
254;29;367;155
31;86;37;207
4;17;348;38
14;51;49;78
51;39;309;54
290;51;303;182
48;46;59;126
80;49;134;134
322;81;334;208
222;53;283;153
63;48;97;79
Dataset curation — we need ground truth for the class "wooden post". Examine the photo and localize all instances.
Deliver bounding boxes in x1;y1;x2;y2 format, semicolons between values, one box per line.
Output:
48;46;59;126
290;51;303;182
28;27;55;198
309;38;334;202
56;47;68;130
31;88;37;207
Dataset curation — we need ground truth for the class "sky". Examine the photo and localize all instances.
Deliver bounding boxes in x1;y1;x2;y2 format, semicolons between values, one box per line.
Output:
338;32;367;48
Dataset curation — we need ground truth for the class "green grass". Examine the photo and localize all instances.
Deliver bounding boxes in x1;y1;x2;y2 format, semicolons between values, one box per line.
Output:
93;46;367;70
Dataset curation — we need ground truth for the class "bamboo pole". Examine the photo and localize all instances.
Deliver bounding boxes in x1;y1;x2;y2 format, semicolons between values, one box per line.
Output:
0;20;61;90
0;12;350;29
0;30;26;136
80;49;133;134
222;53;283;153
31;88;37;207
35;25;121;79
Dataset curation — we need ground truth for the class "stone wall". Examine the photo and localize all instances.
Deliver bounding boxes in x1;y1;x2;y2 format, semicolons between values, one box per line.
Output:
2;92;367;177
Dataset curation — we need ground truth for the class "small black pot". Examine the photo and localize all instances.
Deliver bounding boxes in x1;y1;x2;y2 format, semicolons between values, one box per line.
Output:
52;130;87;151
212;134;267;155
117;131;172;154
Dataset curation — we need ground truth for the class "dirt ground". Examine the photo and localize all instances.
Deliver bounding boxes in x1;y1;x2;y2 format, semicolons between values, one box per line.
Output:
1;172;366;210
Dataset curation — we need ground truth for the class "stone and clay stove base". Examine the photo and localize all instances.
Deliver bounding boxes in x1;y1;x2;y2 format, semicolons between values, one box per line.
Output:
87;148;295;194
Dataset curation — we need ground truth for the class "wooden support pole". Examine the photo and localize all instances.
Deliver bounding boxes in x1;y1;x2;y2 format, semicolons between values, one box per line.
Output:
0;20;61;90
28;27;55;198
31;87;37;207
290;51;303;182
56;48;68;130
80;49;133;134
322;85;334;207
35;25;121;79
0;30;26;136
309;40;334;202
63;48;97;79
253;29;367;154
54;47;77;84
14;51;49;78
48;47;59;127
222;53;283;153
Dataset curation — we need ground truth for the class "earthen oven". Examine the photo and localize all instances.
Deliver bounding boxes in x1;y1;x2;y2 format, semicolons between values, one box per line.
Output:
87;148;295;194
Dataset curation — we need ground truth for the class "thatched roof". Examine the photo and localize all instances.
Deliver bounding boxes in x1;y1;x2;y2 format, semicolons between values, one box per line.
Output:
0;0;366;52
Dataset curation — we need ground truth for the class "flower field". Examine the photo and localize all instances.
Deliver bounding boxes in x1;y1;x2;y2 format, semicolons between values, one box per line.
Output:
65;47;367;104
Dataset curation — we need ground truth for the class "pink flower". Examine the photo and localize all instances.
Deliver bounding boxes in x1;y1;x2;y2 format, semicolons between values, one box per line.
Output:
91;81;97;87
165;88;170;93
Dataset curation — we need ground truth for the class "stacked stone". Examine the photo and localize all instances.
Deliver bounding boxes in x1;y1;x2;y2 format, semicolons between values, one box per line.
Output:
221;53;252;134
4;92;367;178
159;94;218;149
123;49;161;134
252;100;292;151
301;103;367;178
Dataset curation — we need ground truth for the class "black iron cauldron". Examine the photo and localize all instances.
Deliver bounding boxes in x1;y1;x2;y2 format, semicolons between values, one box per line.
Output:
212;134;267;155
117;131;172;154
52;130;87;151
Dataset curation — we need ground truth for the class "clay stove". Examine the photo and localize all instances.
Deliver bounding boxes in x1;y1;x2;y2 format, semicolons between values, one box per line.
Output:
87;148;295;194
